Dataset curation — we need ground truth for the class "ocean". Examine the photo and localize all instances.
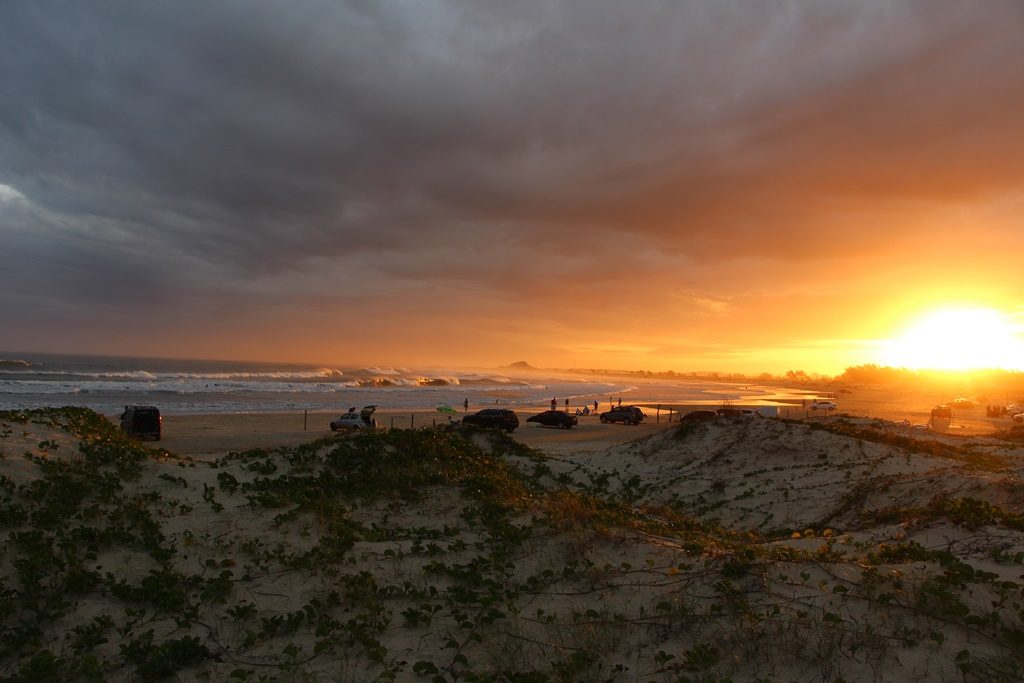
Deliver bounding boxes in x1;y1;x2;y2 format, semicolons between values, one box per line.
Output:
0;353;807;416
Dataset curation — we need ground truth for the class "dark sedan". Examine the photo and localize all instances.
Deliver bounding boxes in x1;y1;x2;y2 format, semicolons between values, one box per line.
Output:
462;409;520;432
526;410;578;429
682;410;718;422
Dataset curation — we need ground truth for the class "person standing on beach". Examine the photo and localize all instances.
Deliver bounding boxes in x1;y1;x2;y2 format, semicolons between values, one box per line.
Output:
464;398;469;412
593;400;599;413
564;398;569;411
551;397;557;411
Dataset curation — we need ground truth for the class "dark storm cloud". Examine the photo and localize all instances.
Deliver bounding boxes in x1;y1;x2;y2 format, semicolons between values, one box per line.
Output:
2;0;1023;318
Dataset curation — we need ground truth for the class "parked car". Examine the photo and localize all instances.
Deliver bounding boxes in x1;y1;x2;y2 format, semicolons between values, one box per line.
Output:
739;409;761;418
681;410;718;422
809;401;838;411
950;397;974;409
716;408;744;418
526;410;578;429
462;409;519;432
331;405;378;432
600;406;645;425
119;405;162;441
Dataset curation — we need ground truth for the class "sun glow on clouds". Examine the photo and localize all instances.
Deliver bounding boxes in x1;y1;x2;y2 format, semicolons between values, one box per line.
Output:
879;308;1024;371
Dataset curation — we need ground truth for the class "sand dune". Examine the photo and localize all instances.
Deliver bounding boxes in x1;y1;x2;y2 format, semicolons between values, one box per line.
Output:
2;407;1024;681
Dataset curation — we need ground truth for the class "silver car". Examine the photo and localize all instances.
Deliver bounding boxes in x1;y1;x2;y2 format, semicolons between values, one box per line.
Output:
330;405;378;432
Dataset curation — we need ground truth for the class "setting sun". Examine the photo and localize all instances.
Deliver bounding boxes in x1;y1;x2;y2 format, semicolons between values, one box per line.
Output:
879;308;1024;372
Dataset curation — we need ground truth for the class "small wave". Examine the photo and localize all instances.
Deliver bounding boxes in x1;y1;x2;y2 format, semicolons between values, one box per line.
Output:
355;378;400;387
0;359;32;368
360;366;410;376
112;370;158;380
417;377;456;387
364;378;393;387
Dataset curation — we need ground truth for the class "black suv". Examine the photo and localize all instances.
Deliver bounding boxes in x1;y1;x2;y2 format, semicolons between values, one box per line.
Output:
599;406;645;425
462;409;519;432
119;405;162;440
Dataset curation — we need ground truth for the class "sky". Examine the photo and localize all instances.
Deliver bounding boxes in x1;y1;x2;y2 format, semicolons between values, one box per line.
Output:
2;1;1023;374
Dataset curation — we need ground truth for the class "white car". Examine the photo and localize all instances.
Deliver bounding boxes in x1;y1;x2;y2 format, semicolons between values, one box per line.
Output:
330;405;378;432
809;401;838;411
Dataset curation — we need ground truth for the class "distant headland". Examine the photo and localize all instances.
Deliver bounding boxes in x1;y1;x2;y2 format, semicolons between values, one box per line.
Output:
501;360;537;371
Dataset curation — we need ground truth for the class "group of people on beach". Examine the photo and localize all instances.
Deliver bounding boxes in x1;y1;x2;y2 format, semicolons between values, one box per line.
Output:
459;396;625;415
986;404;1013;418
547;397;623;414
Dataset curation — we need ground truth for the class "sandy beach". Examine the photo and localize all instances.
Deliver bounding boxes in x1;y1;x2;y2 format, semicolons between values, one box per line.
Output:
152;383;1019;460
155;407;677;459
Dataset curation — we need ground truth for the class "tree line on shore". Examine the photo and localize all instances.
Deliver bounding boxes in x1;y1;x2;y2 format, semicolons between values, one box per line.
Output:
564;364;1024;389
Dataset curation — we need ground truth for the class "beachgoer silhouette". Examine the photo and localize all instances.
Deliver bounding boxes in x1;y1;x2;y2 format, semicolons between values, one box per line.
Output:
464;398;469;412
551;397;557;411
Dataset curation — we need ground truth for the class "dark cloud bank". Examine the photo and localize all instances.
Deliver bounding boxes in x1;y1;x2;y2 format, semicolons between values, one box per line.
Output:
1;0;1023;356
